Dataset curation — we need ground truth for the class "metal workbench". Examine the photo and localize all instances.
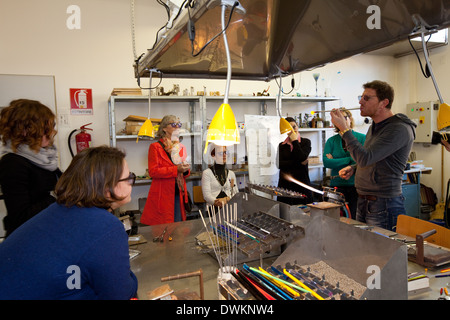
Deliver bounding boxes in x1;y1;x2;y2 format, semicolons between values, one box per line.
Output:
129;192;292;300
129;201;450;300
129;219;223;300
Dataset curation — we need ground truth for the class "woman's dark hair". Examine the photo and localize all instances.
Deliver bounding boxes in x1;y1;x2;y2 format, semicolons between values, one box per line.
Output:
0;99;56;152
285;117;297;124
210;144;227;157
55;146;126;208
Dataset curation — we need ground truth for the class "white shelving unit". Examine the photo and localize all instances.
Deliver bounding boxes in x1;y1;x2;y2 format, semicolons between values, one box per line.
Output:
108;94;340;211
108;95;206;213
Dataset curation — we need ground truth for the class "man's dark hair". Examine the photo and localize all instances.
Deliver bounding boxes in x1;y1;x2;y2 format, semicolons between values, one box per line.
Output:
363;80;394;109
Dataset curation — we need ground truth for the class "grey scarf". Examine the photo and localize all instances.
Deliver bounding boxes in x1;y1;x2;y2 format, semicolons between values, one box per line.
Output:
1;142;58;171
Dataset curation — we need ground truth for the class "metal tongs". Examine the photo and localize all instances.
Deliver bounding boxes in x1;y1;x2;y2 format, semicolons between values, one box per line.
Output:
153;226;168;242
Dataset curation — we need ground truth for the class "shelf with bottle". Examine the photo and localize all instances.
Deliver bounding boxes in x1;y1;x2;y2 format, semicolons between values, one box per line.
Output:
204;95;339;103
108;93;340;177
114;131;202;141
108;94;204;145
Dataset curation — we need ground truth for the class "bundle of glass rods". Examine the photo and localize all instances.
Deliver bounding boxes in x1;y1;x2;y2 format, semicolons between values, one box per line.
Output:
231;264;326;300
199;203;239;273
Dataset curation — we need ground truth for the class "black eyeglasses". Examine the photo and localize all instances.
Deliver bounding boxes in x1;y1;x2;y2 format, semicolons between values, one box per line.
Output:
358;95;378;102
169;122;182;128
118;172;136;185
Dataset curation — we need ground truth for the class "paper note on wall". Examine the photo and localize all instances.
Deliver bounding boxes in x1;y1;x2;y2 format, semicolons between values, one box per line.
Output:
244;115;285;187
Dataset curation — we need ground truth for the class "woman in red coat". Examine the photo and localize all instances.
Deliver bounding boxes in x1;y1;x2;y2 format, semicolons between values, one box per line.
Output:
141;115;190;226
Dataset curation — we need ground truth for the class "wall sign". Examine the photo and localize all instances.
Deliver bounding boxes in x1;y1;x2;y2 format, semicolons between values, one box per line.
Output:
70;88;93;115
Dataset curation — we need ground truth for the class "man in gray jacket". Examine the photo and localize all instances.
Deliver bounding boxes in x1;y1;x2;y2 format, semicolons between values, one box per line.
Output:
331;80;416;231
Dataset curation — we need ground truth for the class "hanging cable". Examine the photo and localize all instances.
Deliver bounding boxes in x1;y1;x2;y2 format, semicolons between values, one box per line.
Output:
131;0;138;61
132;0;189;60
418;32;444;104
274;74;295;95
130;0;170;60
133;0;193;89
147;69;154;119
137;69;163;90
276;75;283;117
408;34;432;79
190;1;239;57
222;4;232;104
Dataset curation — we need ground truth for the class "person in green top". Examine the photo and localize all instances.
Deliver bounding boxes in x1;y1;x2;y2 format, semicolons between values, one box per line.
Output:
323;108;366;219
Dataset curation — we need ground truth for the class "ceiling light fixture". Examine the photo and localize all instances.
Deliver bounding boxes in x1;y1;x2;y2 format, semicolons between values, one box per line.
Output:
136;68;159;143
204;1;244;153
276;72;294;135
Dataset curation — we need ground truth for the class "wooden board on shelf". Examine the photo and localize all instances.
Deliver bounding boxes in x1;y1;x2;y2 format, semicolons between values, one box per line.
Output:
111;88;143;96
123;115;162;123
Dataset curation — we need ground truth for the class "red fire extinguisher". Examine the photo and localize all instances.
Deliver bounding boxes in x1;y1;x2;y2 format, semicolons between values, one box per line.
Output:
69;123;93;157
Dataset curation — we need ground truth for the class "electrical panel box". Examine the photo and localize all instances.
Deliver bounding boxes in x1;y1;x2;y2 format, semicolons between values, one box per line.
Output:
406;101;440;143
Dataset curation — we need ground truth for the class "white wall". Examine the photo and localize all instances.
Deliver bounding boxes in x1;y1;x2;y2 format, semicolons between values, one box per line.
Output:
0;0;447;200
1;0;166;169
395;45;450;201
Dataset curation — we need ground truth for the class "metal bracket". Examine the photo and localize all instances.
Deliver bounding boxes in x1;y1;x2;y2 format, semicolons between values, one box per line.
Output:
411;14;439;35
206;0;246;15
410;14;444;104
415;228;437;267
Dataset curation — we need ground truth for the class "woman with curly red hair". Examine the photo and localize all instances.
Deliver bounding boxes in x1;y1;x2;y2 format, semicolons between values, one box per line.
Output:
0;99;61;237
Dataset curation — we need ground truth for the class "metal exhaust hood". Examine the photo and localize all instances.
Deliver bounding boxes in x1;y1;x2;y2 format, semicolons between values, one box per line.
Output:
135;0;450;81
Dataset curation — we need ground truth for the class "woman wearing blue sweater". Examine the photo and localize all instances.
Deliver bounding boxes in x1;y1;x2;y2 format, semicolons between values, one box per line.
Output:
323;109;366;219
0;146;138;299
